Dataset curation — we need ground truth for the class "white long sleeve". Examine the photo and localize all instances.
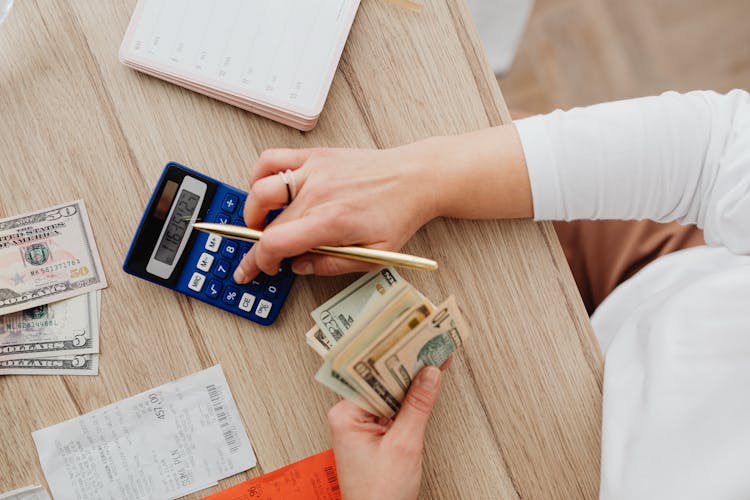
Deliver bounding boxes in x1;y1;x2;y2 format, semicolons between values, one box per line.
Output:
516;92;750;500
515;90;750;254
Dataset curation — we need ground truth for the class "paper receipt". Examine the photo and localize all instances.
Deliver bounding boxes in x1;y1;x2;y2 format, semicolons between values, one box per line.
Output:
33;365;256;500
0;485;51;500
203;449;340;500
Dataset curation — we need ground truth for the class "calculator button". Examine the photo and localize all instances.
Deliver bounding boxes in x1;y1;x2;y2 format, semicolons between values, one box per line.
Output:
247;274;266;290
238;292;256;312
196;252;214;272
222;286;240;306
264;283;279;298
221;240;239;260
255;299;273;319
237;199;245;214
213;260;231;279
188;272;206;292
233;219;245;227
215;213;230;224
205;279;222;299
205;234;222;253
221;193;239;214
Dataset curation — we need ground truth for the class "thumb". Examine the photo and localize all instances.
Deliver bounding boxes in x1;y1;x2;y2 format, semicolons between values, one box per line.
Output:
390;366;442;443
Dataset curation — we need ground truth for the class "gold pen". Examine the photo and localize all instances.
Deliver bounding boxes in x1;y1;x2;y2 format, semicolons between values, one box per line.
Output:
191;222;438;271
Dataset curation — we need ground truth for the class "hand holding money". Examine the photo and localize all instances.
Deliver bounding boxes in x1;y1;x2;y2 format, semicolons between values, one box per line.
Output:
306;267;470;418
329;366;442;500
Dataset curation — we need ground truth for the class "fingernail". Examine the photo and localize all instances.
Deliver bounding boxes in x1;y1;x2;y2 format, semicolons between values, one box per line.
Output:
292;260;313;275
233;267;248;284
418;366;440;390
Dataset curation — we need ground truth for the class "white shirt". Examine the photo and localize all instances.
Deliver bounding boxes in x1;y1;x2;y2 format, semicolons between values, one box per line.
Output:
515;90;750;499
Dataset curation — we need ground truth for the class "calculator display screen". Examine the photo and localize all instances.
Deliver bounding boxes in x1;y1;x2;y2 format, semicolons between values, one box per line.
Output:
154;190;200;265
145;174;208;280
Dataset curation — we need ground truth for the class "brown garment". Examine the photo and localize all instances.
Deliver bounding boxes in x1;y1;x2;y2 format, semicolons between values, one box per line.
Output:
553;220;705;315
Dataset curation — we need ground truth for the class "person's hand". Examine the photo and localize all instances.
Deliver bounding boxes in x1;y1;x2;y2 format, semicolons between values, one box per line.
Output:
328;366;444;500
233;143;440;283
233;126;531;283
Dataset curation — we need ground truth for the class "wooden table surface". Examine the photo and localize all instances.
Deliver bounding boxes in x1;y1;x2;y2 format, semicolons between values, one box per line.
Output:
0;1;603;498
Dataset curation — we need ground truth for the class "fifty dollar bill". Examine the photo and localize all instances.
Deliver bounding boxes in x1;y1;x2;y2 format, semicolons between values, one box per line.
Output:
0;200;107;315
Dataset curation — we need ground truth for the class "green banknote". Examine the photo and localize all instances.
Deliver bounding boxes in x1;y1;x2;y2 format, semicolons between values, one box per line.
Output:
373;296;470;400
0;353;98;376
310;267;403;346
342;302;433;412
307;267;471;418
0;291;99;361
0;201;107;315
315;284;417;416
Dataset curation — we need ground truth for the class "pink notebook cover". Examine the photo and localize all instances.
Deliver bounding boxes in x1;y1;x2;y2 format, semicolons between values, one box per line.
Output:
120;1;360;130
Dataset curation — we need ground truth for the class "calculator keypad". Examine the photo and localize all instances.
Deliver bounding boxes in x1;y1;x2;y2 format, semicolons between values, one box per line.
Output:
181;184;293;325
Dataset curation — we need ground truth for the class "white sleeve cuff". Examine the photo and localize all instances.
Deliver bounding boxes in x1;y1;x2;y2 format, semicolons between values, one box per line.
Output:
514;113;565;220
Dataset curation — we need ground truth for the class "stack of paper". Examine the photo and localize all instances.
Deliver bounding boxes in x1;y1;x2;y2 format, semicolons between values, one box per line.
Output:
119;0;361;131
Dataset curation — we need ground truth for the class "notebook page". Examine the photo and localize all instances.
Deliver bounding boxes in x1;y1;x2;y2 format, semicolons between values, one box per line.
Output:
121;0;359;118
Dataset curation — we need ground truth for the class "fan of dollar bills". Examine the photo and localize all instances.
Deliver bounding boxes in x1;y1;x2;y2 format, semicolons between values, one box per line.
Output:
0;201;107;376
305;267;471;418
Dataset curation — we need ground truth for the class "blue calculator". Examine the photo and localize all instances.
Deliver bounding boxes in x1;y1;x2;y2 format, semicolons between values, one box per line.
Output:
123;162;294;325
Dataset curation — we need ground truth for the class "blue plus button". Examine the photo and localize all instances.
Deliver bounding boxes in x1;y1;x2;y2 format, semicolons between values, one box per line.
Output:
222;193;239;214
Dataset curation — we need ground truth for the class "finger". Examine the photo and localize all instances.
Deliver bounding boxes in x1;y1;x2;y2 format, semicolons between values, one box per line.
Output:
234;213;319;283
389;366;442;445
252;214;357;277
233;244;261;285
234;202;312;283
290;254;380;277
250;148;317;185
243;168;308;229
439;355;453;371
328;400;384;435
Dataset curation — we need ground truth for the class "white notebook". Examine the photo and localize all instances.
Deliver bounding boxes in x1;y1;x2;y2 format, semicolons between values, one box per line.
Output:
120;0;360;130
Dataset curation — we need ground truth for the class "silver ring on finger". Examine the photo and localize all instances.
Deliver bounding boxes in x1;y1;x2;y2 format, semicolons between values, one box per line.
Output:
278;169;297;205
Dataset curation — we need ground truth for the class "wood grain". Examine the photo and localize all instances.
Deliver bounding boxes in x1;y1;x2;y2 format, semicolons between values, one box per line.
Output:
0;1;602;498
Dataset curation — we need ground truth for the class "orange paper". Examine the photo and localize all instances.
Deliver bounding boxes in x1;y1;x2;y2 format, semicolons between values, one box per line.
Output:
203;449;341;500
